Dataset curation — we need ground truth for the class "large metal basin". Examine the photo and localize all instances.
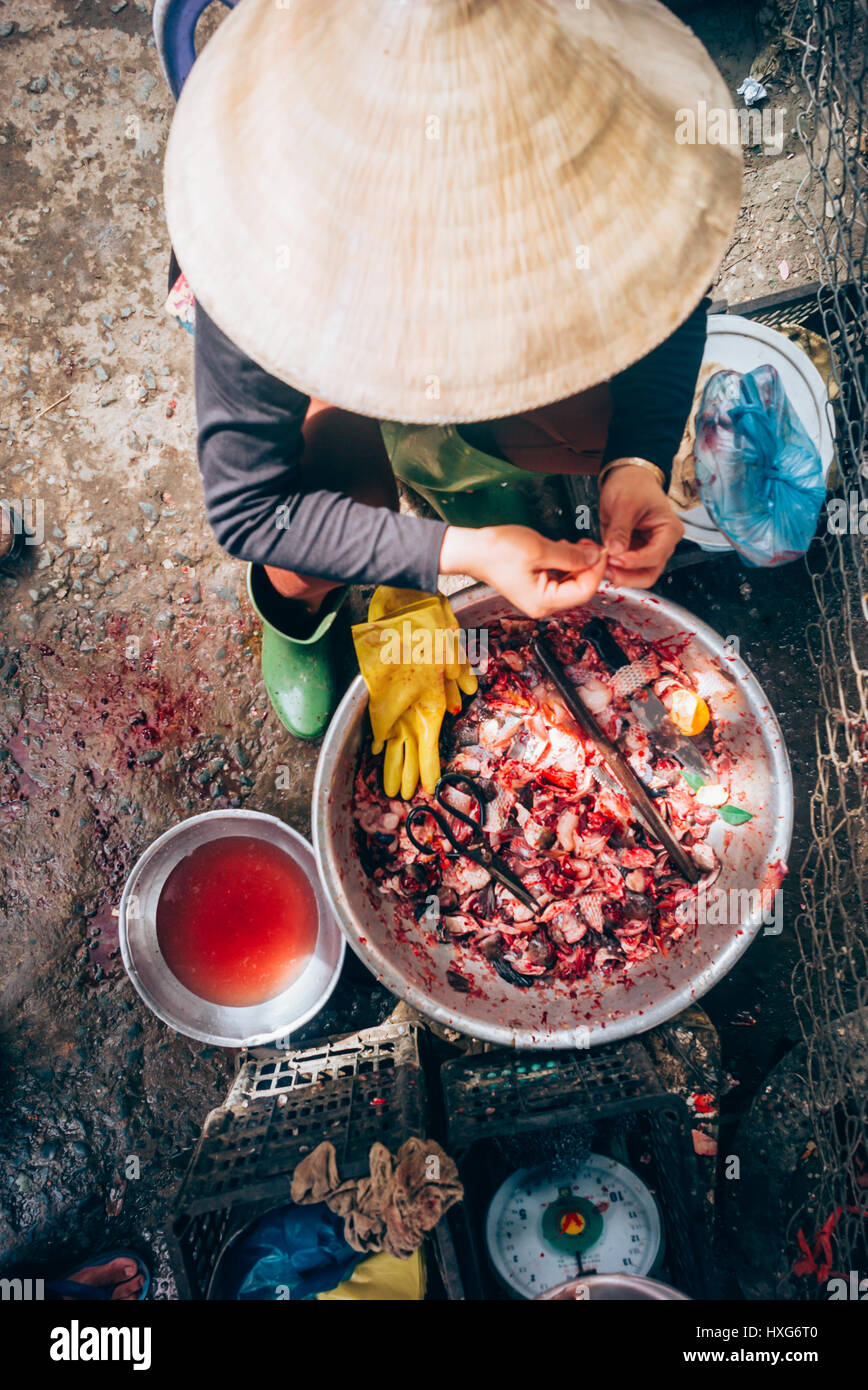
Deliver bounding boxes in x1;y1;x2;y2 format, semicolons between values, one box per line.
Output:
313;584;792;1048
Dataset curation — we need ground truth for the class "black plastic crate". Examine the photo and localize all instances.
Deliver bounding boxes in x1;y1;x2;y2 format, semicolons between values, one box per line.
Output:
167;1022;426;1298
442;1041;662;1145
713;279;863;425
434;1040;709;1300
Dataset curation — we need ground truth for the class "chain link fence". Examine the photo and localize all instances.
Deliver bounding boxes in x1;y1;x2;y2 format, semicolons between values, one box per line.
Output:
785;0;868;1290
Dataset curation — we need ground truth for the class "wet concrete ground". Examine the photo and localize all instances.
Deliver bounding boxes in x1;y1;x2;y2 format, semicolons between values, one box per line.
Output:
0;1;846;1295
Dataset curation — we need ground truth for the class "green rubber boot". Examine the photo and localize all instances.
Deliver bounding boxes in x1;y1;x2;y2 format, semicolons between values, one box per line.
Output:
381;421;542;528
247;565;346;740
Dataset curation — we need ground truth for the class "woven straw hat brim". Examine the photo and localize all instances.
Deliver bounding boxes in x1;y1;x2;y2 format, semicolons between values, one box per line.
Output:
165;0;742;423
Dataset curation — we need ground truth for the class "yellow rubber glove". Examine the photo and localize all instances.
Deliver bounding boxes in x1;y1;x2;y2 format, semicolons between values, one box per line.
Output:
353;595;446;746
411;692;447;795
351;587;477;798
379;698;446;800
366;587;431;622
366;587;477;712
436;593;478;711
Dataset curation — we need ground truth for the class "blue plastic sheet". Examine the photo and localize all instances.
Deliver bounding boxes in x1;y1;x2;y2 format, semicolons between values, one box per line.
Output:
220;1203;363;1301
693;364;826;567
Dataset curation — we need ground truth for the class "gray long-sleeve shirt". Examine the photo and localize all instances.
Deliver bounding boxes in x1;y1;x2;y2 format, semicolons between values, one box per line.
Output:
194;293;709;592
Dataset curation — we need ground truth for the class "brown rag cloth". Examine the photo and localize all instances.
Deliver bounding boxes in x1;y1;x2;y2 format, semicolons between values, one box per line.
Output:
291;1137;463;1259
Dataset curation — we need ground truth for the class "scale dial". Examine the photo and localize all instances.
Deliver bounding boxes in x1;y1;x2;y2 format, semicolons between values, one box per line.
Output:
485;1154;662;1299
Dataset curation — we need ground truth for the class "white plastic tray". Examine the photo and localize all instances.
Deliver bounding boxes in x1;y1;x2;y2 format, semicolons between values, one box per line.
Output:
676;313;835;551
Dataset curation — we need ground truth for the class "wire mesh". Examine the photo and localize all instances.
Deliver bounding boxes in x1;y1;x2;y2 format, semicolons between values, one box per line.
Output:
786;0;868;1288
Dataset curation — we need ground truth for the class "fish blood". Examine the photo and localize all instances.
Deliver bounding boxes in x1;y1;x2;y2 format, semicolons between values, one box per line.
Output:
156;836;317;1006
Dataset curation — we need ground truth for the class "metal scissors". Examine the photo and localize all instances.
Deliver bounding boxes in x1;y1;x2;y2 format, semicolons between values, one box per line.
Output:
405;772;540;913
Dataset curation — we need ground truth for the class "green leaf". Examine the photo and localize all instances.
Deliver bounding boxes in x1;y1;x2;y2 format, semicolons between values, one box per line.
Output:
680;770;705;791
681;771;754;824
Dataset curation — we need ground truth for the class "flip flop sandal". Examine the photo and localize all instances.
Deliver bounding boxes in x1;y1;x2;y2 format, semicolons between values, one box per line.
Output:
47;1249;151;1301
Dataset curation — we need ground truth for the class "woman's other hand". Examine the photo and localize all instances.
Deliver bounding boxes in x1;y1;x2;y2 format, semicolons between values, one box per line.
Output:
598;465;683;588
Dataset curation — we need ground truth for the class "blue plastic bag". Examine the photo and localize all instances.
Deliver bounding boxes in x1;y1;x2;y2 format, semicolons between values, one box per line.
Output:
693;364;826;567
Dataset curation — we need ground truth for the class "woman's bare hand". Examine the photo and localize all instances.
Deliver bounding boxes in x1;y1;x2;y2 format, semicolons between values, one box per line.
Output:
599;465;683;588
440;525;608;619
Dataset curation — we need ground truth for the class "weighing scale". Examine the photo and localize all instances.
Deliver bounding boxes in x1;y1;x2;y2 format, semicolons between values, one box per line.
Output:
485;1153;662;1299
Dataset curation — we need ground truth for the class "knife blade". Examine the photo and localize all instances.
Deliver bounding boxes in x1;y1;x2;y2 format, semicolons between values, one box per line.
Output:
582;616;714;781
630;692;714;779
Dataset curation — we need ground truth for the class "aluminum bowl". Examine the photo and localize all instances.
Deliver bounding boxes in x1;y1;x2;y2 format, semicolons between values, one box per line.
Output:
536;1274;689;1300
119;809;344;1046
313;584;792;1048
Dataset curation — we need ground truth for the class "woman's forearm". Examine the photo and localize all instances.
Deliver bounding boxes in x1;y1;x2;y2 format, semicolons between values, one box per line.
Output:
208;480;447;590
195;299;448;588
603;293;710;487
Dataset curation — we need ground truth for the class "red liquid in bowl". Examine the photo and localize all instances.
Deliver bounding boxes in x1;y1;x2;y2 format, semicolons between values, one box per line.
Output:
156;836;318;1007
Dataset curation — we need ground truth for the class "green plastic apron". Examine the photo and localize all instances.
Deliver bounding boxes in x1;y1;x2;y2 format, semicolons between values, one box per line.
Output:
380;421;545;529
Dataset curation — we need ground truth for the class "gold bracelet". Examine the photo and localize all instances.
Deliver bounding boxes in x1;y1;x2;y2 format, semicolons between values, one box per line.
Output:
598;457;666;490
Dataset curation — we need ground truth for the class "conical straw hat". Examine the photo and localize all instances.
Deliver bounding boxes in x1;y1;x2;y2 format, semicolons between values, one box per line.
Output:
165;0;742;424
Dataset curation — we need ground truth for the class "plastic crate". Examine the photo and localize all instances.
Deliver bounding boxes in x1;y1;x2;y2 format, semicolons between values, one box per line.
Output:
713;279;863;405
442;1040;662;1144
167;1022;426;1298
434;1040;709;1299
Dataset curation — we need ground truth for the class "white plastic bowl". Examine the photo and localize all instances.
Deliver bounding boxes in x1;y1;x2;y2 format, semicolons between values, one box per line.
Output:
677;314;835;551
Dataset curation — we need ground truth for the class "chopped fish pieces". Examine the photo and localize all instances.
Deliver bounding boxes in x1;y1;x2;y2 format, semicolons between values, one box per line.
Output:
354;613;725;988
